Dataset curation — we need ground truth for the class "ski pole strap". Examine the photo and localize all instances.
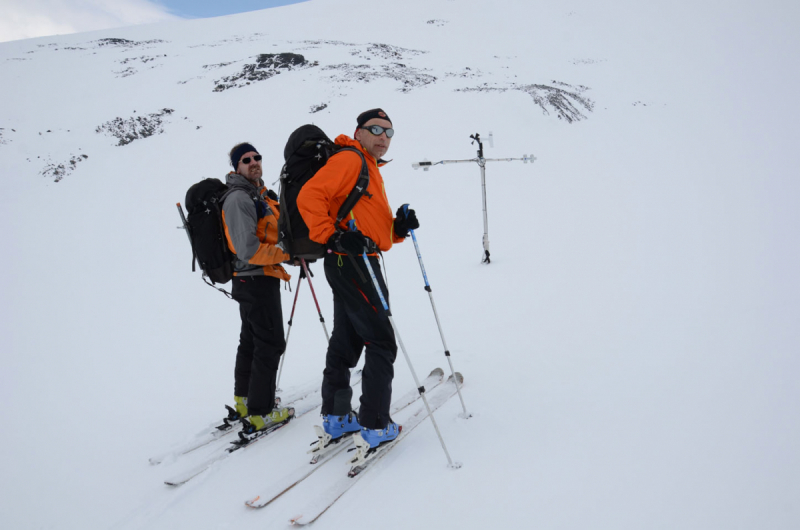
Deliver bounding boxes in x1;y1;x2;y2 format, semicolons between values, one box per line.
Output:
345;250;369;284
401;204;432;289
410;229;431;288
361;250;390;314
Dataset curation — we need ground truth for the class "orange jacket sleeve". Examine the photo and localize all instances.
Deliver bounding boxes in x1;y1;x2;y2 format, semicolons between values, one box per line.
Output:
297;150;362;244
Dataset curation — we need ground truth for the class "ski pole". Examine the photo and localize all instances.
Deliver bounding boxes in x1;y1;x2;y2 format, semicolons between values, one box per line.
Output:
301;258;330;342
401;204;471;418
356;236;461;469
276;273;303;392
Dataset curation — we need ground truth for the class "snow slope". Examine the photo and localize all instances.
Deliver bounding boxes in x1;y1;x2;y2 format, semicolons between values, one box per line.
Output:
1;0;799;528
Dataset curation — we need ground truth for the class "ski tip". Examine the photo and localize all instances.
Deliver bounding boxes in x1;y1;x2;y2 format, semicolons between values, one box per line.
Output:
289;514;306;525
244;496;260;507
430;367;445;378
446;372;464;384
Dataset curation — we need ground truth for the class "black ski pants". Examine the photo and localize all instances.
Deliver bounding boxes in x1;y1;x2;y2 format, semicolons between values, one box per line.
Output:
322;252;397;430
231;275;286;417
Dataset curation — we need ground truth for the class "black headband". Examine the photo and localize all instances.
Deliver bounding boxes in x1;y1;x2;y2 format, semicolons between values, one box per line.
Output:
356;108;392;127
230;143;259;170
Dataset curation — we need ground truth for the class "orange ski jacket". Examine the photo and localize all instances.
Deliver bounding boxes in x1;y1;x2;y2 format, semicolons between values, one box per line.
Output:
296;135;404;252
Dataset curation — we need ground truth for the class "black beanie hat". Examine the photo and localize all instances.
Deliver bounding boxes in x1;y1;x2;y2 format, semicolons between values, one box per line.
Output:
230;143;259;170
356;108;392;128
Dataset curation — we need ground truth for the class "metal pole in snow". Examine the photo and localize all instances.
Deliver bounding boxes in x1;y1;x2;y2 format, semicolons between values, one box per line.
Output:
411;134;536;263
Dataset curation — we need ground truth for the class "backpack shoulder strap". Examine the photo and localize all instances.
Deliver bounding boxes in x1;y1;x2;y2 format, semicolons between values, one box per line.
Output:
333;147;370;225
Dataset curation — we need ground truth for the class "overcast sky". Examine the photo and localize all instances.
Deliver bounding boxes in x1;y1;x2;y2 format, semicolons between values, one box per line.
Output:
0;0;304;43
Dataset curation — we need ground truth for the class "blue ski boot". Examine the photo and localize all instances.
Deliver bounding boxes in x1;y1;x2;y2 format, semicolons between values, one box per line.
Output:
349;421;400;469
358;421;400;449
322;411;362;439
309;388;361;461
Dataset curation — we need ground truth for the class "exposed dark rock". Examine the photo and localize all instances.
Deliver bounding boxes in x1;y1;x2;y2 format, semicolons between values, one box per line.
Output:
114;67;136;78
118;55;161;65
95;109;175;146
213;53;316;91
445;66;484;79
40;154;89;183
457;81;594;123
323;63;436;92
94;38;166;48
352;43;428;60
203;61;235;70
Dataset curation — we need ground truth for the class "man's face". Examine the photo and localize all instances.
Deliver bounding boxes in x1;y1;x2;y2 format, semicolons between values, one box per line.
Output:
355;118;392;160
237;151;262;184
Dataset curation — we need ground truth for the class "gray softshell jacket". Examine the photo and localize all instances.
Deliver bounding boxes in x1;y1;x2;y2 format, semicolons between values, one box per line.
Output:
221;173;290;281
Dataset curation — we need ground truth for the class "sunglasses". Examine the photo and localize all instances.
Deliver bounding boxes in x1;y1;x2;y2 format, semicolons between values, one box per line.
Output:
241;155;262;165
361;125;394;138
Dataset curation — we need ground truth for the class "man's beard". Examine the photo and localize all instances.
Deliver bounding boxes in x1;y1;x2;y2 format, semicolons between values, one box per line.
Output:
246;167;262;181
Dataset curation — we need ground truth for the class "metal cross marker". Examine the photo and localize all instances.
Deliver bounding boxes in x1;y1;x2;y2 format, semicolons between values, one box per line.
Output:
412;133;536;263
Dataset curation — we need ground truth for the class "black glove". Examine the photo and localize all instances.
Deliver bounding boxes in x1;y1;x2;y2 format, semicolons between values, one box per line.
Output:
265;189;278;201
394;206;419;238
328;230;368;254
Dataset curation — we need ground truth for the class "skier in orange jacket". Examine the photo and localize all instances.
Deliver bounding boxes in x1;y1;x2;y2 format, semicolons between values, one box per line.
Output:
297;108;419;448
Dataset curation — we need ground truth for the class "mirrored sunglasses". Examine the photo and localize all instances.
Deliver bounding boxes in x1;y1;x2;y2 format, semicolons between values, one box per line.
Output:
361;125;394;138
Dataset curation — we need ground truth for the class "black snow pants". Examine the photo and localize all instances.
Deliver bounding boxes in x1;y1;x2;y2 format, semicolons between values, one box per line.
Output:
231;275;286;416
321;252;397;430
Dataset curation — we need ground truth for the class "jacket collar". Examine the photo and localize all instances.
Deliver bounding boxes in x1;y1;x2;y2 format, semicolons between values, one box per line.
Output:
334;134;391;167
226;172;263;191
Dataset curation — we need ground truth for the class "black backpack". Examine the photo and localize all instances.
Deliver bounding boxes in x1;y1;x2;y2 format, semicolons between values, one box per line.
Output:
182;178;235;287
277;124;370;259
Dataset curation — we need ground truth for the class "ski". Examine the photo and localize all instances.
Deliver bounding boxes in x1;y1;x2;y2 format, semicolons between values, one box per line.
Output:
244;367;445;509
288;372;464;526
149;375;326;465
162;372;362;486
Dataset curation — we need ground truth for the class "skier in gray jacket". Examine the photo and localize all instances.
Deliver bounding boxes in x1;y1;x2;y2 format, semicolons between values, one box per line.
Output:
222;142;293;433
